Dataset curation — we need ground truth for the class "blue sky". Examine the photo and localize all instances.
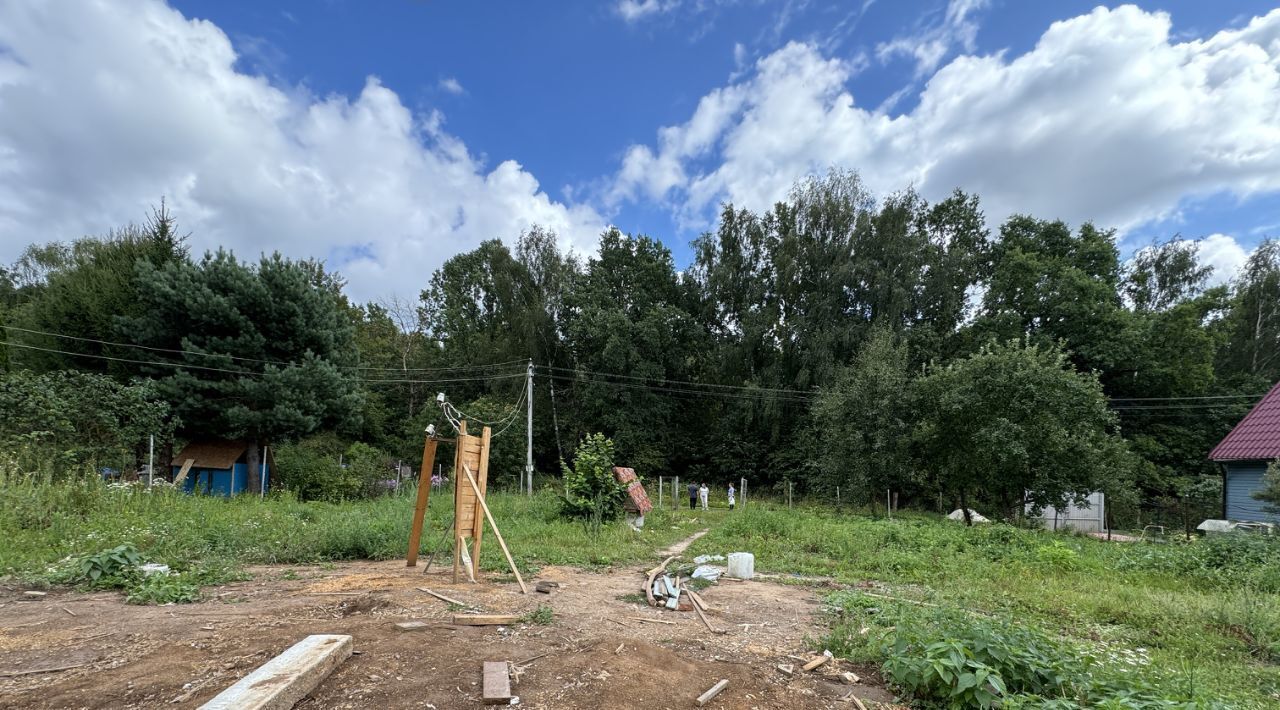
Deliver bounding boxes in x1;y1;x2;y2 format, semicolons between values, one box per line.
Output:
1;1;1277;300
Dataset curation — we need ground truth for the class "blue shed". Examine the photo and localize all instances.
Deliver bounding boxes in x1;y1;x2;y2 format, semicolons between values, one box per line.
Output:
1209;381;1280;524
172;439;273;497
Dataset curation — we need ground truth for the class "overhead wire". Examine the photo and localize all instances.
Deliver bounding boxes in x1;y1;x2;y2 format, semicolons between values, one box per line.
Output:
1;324;526;374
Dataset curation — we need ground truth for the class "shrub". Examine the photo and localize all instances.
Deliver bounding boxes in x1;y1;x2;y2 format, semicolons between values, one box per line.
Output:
559;434;626;538
275;436;393;502
51;543;144;588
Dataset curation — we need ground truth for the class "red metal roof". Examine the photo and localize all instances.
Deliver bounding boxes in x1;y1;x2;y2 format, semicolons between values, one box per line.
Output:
1210;381;1280;461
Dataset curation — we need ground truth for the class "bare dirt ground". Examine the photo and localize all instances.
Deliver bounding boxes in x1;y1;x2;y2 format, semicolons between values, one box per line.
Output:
0;546;900;709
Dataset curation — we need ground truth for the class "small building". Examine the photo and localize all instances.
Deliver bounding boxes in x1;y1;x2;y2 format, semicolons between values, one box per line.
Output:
1209;381;1280;524
171;439;273;497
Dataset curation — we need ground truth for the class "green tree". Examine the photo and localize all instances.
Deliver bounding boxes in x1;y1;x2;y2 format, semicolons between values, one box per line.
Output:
8;205;188;377
1253;460;1280;514
126;250;362;491
0;369;172;475
814;327;915;506
1221;239;1280;384
559;433;626;537
911;340;1128;523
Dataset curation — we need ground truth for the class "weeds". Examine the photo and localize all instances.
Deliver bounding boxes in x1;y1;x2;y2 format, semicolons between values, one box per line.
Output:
523;604;555;625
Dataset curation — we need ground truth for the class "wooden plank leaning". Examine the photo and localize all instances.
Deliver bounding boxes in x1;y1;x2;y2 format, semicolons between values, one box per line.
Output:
462;465;529;594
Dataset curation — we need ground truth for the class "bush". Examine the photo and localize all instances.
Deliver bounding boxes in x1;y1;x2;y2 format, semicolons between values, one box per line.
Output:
275;435;393;502
559;434;626;537
874;607;1187;708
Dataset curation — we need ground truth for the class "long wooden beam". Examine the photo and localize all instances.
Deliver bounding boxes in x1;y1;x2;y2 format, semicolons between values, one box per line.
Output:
462;465;528;594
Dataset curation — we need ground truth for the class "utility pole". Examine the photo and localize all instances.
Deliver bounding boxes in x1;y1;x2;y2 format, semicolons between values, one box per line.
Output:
526;359;534;496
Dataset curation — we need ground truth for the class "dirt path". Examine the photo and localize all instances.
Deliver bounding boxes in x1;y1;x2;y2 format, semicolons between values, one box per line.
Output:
1;560;898;709
660;528;709;557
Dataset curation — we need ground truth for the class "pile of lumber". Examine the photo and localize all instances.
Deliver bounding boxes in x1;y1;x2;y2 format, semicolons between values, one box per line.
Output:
642;556;720;633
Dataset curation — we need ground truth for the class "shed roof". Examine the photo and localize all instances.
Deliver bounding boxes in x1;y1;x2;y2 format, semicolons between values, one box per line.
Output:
1210;381;1280;461
173;439;251;470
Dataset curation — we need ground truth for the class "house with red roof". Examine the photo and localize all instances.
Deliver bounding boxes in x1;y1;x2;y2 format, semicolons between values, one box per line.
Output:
1209;381;1280;523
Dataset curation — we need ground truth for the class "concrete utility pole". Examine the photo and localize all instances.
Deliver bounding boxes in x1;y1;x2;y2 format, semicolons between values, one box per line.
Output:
526;360;534;496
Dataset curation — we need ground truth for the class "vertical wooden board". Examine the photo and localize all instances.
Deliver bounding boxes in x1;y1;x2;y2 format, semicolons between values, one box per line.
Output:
482;661;512;705
471;426;492;558
406;437;438;566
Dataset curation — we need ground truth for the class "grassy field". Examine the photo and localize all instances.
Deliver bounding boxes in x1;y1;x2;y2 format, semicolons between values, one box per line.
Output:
4;475;1279;707
684;504;1280;708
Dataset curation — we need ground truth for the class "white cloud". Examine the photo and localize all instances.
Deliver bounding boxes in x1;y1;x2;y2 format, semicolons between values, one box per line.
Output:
1199;233;1252;286
877;0;989;77
438;77;465;95
0;1;601;303
616;0;680;23
608;6;1280;239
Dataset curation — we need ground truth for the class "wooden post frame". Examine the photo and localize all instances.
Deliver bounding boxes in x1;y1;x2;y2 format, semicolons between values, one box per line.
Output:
405;434;439;566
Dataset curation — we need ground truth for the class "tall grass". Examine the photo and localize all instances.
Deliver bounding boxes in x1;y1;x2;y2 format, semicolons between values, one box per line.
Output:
0;467;701;583
685;503;1280;707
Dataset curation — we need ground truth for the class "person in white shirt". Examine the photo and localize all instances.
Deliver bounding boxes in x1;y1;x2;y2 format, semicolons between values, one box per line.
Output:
727;484;736;511
698;482;709;511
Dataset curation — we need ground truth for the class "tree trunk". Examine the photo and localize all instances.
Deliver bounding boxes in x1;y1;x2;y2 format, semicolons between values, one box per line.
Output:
246;440;261;495
959;490;972;526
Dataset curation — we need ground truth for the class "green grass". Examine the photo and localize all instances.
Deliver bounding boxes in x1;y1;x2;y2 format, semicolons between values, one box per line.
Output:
7;472;1279;706
0;472;703;589
684;504;1280;707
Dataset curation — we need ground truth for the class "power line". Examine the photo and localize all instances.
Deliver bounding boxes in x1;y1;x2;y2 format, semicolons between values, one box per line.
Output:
1108;394;1265;402
542;363;818;397
7;341;529;385
1;324;526;374
543;371;814;404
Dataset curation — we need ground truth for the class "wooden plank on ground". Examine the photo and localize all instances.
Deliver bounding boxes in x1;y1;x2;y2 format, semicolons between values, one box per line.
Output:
801;655;829;672
482;661;512;705
417;587;467;607
696;679;729;706
644;556;677;607
394;621;429;631
451;614;519;626
198;634;352;710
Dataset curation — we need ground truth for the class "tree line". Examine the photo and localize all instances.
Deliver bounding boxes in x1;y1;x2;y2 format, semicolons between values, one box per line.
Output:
1;174;1277;528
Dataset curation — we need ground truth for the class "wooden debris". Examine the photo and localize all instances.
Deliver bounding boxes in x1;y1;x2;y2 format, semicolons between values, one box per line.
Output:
452;614;519;626
516;651;550;666
777;663;795;676
687;589;714;612
417;588;468;607
462;466;529;594
627;616;676;625
801;655;830;672
62;607;77;617
695;679;729;706
644;555;678;607
614;642;625;655
197;634;352;710
0;661;91;678
309;592;363;596
690;593;720;634
22;591;46;598
394;621;429;632
535;581;559;594
482;661;512;705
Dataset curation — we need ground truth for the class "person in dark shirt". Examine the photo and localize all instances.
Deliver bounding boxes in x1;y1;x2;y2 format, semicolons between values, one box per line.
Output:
688;482;698;510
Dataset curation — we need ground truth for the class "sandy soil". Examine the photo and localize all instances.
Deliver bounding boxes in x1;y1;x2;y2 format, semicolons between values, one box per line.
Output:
0;552;900;709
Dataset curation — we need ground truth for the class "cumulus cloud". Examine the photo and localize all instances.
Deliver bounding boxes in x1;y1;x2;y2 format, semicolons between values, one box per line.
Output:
607;5;1280;250
0;1;601;302
1199;233;1252;285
